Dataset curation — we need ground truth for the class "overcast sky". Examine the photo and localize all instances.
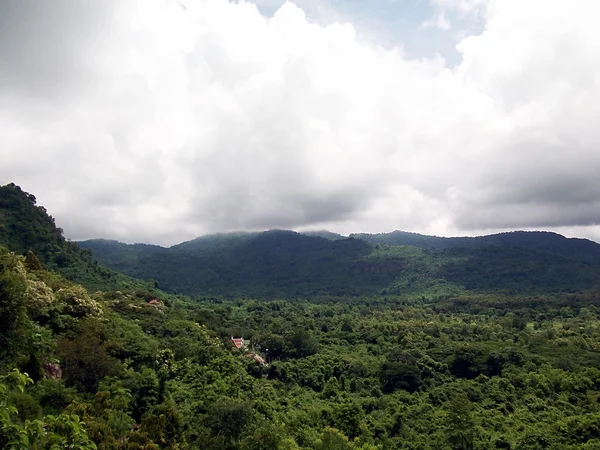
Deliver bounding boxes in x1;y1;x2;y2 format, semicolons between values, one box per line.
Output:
2;0;600;245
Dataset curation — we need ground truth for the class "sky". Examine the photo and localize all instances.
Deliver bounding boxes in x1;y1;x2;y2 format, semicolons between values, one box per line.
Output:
2;0;600;246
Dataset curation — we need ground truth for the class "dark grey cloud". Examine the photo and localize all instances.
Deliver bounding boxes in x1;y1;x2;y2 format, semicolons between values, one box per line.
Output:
2;0;600;245
0;0;114;100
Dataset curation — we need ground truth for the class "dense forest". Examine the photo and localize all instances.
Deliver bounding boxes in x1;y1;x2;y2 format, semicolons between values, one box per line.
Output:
79;230;600;299
3;183;600;449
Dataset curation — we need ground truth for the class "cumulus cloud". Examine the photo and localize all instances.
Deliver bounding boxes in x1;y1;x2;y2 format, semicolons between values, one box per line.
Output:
421;12;452;31
430;0;488;15
1;0;600;245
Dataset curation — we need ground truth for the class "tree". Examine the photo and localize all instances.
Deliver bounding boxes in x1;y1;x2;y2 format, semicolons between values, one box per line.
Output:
446;393;476;450
241;421;291;450
24;251;43;272
57;320;122;392
0;369;96;449
205;402;253;444
380;361;422;393
332;402;363;439
316;427;354;450
141;398;181;447
285;329;318;359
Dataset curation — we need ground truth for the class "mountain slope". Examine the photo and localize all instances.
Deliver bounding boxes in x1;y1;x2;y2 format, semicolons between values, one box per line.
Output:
0;183;69;263
0;183;156;292
83;230;404;297
352;230;600;263
6;182;600;298
80;229;600;297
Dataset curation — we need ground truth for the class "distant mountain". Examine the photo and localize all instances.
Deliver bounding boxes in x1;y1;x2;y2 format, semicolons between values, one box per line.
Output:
300;230;345;240
352;230;600;264
5;182;600;298
78;238;167;274
79;228;600;297
82;230;404;297
171;232;256;254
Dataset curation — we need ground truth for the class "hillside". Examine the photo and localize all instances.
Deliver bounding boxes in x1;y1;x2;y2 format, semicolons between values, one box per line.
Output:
352;230;600;258
81;231;404;297
4;235;600;448
5;184;600;448
80;230;600;298
0;184;157;293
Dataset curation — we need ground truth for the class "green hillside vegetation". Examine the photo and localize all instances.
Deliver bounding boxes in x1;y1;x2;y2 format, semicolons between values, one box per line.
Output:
352;230;600;264
80;228;600;298
367;244;467;297
81;231;406;298
300;231;345;240
4;183;600;448
4;242;600;448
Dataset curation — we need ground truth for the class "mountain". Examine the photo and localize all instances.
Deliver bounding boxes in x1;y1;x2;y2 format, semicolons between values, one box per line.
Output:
7;218;600;450
0;183;69;263
77;238;167;274
352;230;600;263
81;230;404;297
5;182;600;298
79;229;600;297
300;230;345;240
171;231;256;254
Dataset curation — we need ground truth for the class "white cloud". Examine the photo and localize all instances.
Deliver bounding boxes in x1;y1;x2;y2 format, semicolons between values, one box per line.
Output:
421;11;452;31
1;0;600;245
430;0;489;16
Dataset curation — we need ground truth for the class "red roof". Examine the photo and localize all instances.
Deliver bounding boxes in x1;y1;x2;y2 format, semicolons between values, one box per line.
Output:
231;337;245;349
149;299;160;305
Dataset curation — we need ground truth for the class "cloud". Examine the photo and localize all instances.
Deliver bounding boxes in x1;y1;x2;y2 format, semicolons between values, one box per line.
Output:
429;0;488;16
1;0;600;245
421;12;452;31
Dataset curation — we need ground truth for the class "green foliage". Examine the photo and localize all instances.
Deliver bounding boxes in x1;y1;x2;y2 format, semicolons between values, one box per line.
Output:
81;231;405;298
316;427;354;450
140;399;181;447
380;359;423;393
205;401;254;444
57;319;123;392
0;369;96;449
446;393;476;450
286;328;319;359
81;227;600;299
5;185;600;448
241;421;297;450
0;247;27;336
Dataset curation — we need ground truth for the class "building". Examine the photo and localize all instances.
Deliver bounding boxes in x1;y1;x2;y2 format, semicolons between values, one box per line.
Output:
231;336;247;350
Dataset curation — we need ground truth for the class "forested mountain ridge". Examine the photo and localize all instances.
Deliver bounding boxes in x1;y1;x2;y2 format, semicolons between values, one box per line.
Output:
82;231;403;297
79;229;600;298
352;230;600;263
